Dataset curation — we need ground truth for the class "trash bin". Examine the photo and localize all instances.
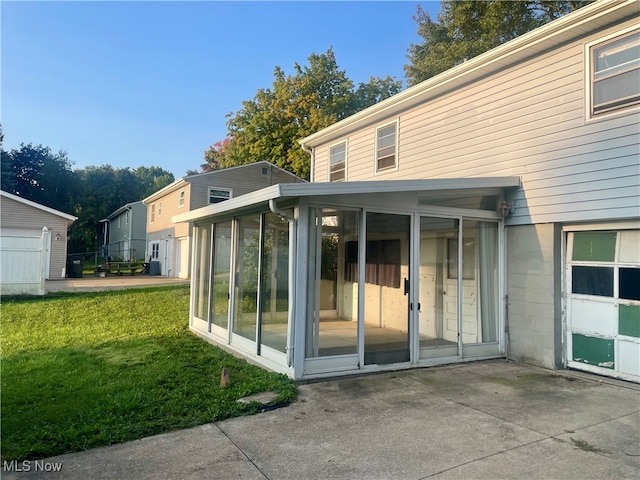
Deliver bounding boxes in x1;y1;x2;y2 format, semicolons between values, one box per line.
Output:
71;260;83;278
67;254;84;278
149;261;161;276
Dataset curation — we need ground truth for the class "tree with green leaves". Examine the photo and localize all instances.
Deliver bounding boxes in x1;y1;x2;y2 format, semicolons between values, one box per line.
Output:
203;48;402;179
0;143;78;213
405;1;591;86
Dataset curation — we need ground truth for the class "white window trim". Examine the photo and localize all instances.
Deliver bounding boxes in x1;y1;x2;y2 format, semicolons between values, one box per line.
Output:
207;186;233;204
585;25;640;122
328;139;348;182
374;119;399;175
158;201;162;217
150;203;156;224
151;241;160;260
179;189;185;208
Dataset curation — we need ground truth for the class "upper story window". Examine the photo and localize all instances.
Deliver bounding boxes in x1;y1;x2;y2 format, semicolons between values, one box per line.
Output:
375;122;398;172
158;202;162;217
150;204;156;223
179;190;185;207
117;216;121;228
209;187;232;204
589;29;640;117
329;142;346;182
125;211;129;225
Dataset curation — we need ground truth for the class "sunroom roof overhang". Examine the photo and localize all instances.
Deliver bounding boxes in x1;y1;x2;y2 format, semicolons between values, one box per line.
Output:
172;177;521;224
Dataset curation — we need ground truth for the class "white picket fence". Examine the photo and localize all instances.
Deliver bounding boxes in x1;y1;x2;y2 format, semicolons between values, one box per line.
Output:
0;227;48;296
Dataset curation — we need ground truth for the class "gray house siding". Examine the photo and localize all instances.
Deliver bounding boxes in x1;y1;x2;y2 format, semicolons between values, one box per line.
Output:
312;16;639;227
187;162;306;211
107;202;147;262
144;162;306;278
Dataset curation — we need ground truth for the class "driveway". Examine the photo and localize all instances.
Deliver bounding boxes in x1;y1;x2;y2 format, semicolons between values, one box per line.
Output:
3;360;638;479
45;276;190;293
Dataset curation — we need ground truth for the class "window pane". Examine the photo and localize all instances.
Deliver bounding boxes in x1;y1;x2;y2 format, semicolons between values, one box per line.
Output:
593;31;640;113
330;168;345;182
306;209;359;358
261;213;290;353
419;217;459;352
594;32;640;79
330;143;346;166
377;155;396;171
572;333;614;369
619;230;640;263
619;304;640;338
619;268;640;301
212;221;232;329
572;266;614;297
233;215;261;341
572;231;616;262
193;225;212;321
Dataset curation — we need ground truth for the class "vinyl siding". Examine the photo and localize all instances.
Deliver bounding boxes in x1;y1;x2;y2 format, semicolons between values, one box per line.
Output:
312;18;640;226
145;162;305;277
148;184;191;238
0;196;73;280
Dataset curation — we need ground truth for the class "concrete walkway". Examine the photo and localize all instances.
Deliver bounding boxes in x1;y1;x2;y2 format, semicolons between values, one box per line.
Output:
3;360;639;479
45;275;190;293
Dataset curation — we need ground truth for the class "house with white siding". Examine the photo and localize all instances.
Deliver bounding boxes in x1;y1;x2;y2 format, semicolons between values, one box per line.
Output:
1;190;77;295
143;161;305;278
174;0;639;382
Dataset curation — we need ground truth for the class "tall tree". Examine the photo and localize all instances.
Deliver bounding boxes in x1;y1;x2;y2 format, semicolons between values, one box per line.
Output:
0;143;78;213
405;1;591;86
133;166;175;198
203;48;402;179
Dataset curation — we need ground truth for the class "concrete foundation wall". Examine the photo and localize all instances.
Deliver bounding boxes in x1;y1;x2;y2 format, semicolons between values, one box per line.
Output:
506;224;561;369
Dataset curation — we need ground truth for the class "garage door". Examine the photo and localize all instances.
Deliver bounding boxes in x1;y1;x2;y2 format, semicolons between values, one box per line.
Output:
0;227;50;295
566;229;640;383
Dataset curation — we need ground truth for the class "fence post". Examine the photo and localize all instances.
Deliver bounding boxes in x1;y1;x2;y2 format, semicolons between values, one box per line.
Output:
39;227;48;295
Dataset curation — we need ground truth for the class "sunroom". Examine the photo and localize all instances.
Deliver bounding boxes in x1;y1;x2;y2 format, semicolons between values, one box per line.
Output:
173;178;520;380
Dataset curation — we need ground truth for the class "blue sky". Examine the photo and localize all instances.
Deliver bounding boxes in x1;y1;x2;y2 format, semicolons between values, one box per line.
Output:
2;1;440;178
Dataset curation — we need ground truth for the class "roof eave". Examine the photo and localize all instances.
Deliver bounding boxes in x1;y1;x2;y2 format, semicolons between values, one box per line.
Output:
300;0;637;148
172;177;521;224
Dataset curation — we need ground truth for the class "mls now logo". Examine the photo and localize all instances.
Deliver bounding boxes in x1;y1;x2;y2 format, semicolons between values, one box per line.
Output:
3;460;63;472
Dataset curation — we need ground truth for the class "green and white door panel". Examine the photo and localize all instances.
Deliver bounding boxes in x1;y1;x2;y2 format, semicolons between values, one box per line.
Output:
566;228;640;383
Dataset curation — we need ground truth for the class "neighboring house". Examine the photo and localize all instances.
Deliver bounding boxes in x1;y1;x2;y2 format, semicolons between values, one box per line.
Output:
143;161;306;278
101;201;147;262
1;190;77;294
174;0;639;382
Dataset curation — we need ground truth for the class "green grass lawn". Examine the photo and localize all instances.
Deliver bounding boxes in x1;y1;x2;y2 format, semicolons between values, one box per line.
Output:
0;285;297;461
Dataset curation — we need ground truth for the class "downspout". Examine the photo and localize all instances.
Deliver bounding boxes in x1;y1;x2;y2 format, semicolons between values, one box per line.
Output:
269;199;297;367
300;142;314;183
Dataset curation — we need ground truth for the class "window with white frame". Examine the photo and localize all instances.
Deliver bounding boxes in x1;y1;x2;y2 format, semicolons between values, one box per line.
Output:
125;211;129;225
158;202;162;217
117;216;121;228
329;142;346;182
151;242;159;260
208;187;232;204
376;122;397;172
179;190;185;207
150;204;156;223
589;29;640;117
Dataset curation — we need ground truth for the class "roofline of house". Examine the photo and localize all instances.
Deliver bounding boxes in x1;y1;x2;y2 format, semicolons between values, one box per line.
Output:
299;0;638;148
172;176;521;224
1;190;78;222
142;161;305;204
105;201;144;220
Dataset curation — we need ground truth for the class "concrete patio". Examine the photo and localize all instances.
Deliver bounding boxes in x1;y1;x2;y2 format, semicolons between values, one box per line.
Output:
3;360;639;479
